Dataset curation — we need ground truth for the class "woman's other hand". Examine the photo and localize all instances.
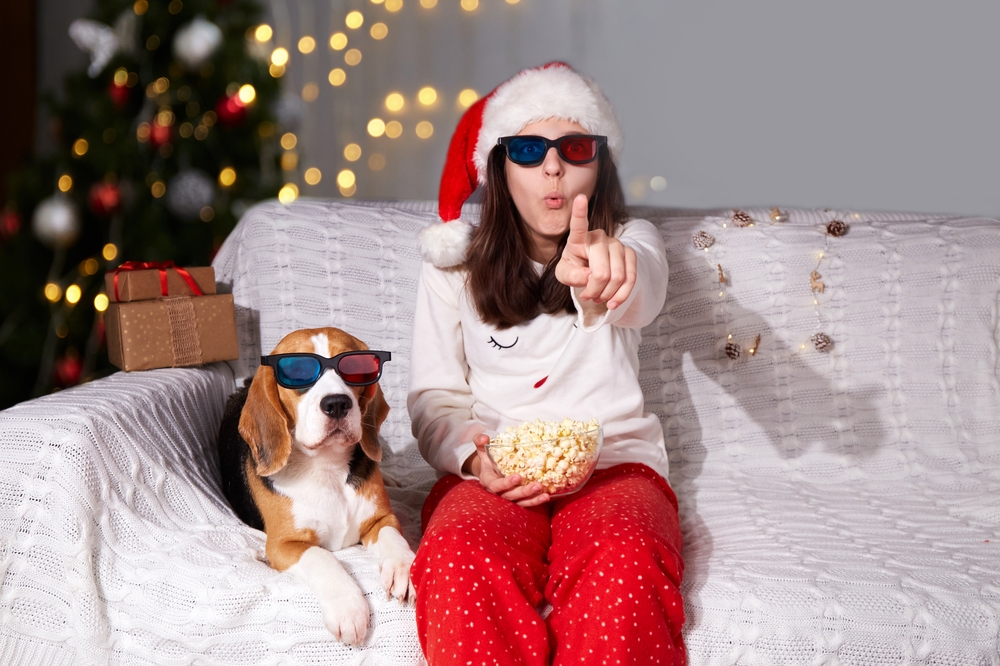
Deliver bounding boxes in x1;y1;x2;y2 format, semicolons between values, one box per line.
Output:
555;193;636;310
463;434;551;507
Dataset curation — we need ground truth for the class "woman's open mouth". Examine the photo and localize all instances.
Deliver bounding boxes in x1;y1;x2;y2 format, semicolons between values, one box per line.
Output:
544;192;565;209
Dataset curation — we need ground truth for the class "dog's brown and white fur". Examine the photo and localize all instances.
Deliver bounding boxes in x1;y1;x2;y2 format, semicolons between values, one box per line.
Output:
217;327;414;645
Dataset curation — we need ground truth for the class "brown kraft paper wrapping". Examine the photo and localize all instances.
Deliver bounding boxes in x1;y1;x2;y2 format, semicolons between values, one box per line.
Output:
105;266;217;302
105;294;238;371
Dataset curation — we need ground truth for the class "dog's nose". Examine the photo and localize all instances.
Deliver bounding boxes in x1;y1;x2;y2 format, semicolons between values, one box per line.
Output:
320;394;352;420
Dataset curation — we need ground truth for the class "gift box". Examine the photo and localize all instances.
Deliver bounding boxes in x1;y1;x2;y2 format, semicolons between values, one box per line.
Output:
106;261;216;303
105;294;239;371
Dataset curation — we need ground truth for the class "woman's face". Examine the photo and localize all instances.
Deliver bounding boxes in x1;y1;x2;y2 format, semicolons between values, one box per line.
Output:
504;117;600;263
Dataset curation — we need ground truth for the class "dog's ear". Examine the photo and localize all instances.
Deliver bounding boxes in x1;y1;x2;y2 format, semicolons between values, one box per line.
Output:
358;383;389;462
238;365;293;476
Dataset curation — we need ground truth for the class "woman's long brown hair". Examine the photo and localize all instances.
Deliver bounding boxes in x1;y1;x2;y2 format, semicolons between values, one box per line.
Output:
464;144;628;329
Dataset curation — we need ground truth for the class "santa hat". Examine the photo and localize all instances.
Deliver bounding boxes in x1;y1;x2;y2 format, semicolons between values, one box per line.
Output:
419;62;624;268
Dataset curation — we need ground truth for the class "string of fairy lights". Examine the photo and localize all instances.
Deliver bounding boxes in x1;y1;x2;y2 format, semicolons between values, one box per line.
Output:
258;0;525;203
693;208;850;361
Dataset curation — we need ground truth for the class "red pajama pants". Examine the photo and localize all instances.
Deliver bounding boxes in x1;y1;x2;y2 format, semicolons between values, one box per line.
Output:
412;463;686;666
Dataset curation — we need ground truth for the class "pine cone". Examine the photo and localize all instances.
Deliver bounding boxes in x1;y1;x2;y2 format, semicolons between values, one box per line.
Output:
725;342;742;360
826;220;848;237
812;332;833;351
732;210;753;228
693;231;715;249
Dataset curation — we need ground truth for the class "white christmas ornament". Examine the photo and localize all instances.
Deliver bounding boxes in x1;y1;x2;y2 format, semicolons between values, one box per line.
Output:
166;170;215;220
32;196;81;248
69;11;138;78
173;17;223;71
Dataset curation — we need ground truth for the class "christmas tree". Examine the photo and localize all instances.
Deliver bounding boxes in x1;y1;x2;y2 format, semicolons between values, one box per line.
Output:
1;0;283;408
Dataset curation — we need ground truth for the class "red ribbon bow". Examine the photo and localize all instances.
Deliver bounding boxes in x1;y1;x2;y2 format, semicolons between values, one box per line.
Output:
112;260;204;302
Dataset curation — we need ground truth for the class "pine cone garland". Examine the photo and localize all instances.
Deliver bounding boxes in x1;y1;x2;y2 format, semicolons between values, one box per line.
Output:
812;332;833;351
693;231;715;249
725;342;742;360
826;220;848;237
769;208;788;223
732;210;753;228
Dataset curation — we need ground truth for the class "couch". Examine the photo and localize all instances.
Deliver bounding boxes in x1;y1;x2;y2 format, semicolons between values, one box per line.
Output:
2;199;999;665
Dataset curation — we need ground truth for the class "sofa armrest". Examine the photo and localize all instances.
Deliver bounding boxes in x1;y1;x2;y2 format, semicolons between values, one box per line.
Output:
0;364;236;658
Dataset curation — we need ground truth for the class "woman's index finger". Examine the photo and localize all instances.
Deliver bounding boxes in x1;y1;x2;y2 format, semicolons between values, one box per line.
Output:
567;194;590;243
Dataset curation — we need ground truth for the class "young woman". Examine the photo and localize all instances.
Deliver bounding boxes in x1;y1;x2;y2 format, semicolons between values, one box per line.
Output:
407;63;685;665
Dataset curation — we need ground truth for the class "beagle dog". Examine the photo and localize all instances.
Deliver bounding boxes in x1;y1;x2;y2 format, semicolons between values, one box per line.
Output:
217;327;414;645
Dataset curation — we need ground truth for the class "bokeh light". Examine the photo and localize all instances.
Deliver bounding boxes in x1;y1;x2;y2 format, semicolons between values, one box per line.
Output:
45;283;62;302
330;32;348;50
102;243;117;260
418;87;437;105
304;168;322;185
385;121;402;138
420;0;437;7
385;92;405;112
302;83;319;101
280;133;298;150
238;84;256;104
328;68;346;86
416;121;434;139
298;36;315;53
650;176;668;191
218;167;236;187
367;118;386;137
73;139;89;156
458;89;479;108
345;49;362;66
94;293;109;312
370;23;388;39
65;285;82;305
278;183;299;204
345;11;364;29
271;47;289;66
255;24;273;41
344;144;362;161
58;175;73;192
368;154;386;171
337;170;356;188
461;0;478;10
386;0;403;11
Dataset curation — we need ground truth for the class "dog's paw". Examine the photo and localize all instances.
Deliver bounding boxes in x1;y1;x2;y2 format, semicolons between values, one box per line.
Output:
379;551;416;604
319;588;370;645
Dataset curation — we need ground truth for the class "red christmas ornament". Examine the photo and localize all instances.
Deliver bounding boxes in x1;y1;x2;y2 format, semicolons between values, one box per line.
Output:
53;349;83;388
108;80;131;109
0;209;22;238
149;121;173;149
215;94;247;127
88;182;122;217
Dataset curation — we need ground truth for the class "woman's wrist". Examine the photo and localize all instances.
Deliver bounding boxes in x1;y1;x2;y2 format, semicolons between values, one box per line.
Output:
462;451;481;478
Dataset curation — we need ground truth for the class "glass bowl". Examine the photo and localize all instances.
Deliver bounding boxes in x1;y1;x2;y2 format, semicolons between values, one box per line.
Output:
486;421;602;497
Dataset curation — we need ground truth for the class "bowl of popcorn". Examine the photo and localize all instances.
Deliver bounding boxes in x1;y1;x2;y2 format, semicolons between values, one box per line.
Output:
486;418;602;497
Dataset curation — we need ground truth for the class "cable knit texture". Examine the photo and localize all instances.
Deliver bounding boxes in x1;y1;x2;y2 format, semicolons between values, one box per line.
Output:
1;199;999;664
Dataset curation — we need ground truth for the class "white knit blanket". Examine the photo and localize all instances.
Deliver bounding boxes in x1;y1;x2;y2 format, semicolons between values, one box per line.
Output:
2;199;999;665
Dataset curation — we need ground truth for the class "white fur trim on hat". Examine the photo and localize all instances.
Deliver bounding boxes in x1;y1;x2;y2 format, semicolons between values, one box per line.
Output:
472;64;623;185
418;218;474;268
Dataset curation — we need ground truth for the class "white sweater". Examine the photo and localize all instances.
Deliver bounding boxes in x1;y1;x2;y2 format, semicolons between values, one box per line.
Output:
407;219;670;481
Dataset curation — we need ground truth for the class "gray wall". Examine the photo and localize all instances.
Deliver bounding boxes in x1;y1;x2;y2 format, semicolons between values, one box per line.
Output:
38;0;1000;216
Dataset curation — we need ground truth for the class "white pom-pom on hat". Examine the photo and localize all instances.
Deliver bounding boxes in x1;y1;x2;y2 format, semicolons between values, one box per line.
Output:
422;62;623;268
